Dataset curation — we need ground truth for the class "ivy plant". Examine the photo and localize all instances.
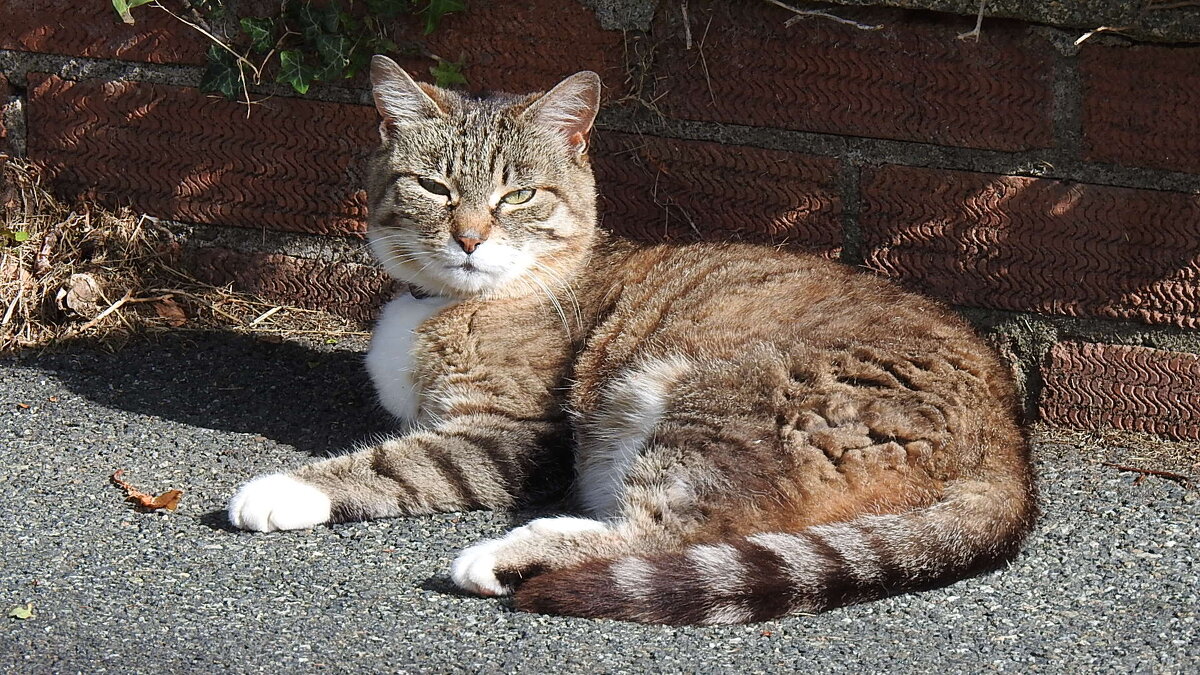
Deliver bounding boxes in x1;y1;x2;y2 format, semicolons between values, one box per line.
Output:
1;226;30;246
115;0;468;101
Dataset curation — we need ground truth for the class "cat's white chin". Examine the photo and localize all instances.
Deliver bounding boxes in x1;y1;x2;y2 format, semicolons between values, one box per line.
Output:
227;473;332;532
438;265;515;295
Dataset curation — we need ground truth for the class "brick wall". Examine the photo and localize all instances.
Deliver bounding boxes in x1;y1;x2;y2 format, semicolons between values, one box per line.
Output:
2;0;1199;442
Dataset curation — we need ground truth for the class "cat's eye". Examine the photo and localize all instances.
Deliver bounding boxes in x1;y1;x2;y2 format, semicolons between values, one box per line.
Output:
418;177;451;197
501;188;536;205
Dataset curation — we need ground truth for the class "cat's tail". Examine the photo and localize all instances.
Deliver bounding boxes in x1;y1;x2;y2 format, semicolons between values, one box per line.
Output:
514;477;1037;625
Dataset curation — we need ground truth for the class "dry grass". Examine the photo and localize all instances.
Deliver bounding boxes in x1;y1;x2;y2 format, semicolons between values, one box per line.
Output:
1033;422;1199;480
1;155;368;353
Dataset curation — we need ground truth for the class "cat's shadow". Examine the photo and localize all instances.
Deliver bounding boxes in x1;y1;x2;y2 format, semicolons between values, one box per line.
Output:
12;330;397;457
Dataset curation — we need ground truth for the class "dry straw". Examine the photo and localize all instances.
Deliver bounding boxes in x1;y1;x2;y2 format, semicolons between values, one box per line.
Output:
1;156;368;352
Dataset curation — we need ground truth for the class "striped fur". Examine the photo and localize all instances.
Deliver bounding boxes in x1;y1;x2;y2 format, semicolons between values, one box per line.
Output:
516;480;1033;625
226;59;1038;624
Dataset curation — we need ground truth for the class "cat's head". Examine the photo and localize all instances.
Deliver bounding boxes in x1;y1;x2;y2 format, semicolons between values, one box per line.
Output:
366;55;601;298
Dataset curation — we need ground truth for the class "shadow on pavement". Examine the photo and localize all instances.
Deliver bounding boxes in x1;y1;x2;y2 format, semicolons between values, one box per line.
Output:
9;330;397;457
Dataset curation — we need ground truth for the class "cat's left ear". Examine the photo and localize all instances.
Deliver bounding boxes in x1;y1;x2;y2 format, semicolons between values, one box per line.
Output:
524;71;602;156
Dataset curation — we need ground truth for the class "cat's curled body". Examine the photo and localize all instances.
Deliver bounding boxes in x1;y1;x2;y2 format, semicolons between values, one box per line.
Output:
227;56;1037;625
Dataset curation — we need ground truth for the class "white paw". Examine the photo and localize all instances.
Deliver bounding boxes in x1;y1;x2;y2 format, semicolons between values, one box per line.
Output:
227;473;332;532
450;536;515;597
450;517;609;597
524;516;609;536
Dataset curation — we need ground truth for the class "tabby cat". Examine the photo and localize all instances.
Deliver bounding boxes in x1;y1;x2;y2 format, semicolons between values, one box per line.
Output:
227;55;1037;625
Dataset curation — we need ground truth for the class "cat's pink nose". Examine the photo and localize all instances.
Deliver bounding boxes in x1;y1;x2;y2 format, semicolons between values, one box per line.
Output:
455;235;484;254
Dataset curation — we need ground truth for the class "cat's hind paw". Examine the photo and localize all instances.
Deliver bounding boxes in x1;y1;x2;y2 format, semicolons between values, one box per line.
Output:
450;537;513;597
227;473;332;532
450;517;610;596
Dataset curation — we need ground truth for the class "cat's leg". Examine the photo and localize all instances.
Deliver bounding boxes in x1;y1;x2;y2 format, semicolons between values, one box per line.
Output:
227;413;565;531
449;441;703;596
449;356;707;595
451;516;615;596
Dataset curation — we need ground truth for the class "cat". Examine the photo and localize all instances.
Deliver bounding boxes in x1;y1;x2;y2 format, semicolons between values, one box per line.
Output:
227;55;1038;625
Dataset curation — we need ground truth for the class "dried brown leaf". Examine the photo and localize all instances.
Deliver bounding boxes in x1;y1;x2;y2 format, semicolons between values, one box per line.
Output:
152;297;188;327
110;469;183;511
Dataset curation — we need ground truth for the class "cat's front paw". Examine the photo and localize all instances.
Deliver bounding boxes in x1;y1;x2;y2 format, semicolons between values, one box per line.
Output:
227;473;332;532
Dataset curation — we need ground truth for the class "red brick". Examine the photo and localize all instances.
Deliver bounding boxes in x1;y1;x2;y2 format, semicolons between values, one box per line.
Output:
26;74;377;236
1040;342;1200;441
424;0;626;96
186;247;394;323
1081;44;1200;175
650;2;1054;151
592;132;842;253
861;165;1200;328
1;0;207;64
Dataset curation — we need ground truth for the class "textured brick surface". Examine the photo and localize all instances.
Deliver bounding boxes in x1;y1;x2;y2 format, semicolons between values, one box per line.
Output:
651;2;1054;151
1081;44;1200;175
27;74;377;236
1;0;207;64
1041;342;1200;441
861;165;1200;328
425;0;626;96
186;247;393;323
592;132;842;252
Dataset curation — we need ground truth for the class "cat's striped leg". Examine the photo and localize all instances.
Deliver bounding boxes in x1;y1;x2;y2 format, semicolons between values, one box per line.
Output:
449;441;704;597
227;413;566;531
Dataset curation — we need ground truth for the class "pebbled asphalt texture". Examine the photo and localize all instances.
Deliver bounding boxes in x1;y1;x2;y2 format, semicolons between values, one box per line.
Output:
1;332;1197;673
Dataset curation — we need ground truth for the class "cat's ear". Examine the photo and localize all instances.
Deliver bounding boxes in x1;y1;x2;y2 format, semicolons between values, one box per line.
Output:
370;55;448;137
524;71;602;155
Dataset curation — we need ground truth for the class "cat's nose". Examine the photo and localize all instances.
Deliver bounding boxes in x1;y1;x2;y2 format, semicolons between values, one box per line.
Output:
455;235;485;254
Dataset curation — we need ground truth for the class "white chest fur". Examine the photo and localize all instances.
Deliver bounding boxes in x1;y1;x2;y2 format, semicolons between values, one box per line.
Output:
365;293;458;422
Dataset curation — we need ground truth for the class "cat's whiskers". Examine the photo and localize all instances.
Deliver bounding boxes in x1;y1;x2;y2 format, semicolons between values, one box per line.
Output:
530;261;584;331
515;275;572;339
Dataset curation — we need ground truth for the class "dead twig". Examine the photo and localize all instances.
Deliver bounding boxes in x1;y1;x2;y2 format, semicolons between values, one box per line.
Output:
249;306;284;326
76;289;134;332
1099;462;1194;488
1074;26;1133;46
957;0;986;41
681;0;693;50
764;0;883;31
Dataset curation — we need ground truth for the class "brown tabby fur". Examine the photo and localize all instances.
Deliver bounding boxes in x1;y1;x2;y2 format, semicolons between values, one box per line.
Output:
236;56;1037;625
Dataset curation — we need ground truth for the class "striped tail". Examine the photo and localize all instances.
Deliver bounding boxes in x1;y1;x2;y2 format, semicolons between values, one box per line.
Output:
514;479;1037;625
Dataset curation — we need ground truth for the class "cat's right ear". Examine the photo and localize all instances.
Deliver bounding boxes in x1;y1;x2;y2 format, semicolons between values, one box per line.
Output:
370;55;446;138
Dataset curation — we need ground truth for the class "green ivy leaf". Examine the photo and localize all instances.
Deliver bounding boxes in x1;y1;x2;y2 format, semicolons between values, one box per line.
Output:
419;0;466;35
199;45;243;100
112;0;156;25
278;50;320;95
292;1;340;40
240;17;276;54
11;231;30;243
315;33;351;80
430;59;467;88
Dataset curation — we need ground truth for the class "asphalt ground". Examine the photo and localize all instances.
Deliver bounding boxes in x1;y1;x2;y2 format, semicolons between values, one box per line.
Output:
1;332;1196;673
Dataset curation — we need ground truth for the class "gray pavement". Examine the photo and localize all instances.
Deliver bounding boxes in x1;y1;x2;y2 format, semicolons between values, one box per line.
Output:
1;333;1197;673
